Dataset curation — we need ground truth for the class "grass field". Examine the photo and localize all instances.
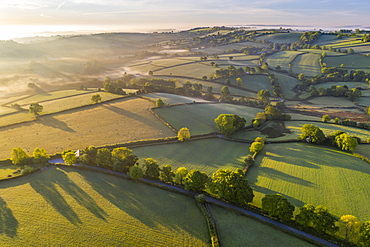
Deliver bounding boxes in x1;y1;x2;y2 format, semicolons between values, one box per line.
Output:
323;54;370;70
156;63;216;79
274;72;301;99
0;166;209;246
0;165;21;180
248;142;370;221
314;81;369;89
215;74;272;93
195;42;268;54
0;97;175;160
153;103;261;135
210;205;316;247
132;138;247;175
291;53;322;76
255;32;302;44
141;93;210;105
298;49;346;56
265;51;304;71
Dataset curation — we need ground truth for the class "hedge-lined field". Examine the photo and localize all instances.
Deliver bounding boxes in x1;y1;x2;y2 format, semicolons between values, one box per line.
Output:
0;166;209;246
323;54;370;69
248;142;370;221
132;138;248;175
153;103;261;135
141;93;210;105
291;53;322;76
274;72;301;99
0;97;174;160
210;205;316;247
265;51;304;71
255;32;302;44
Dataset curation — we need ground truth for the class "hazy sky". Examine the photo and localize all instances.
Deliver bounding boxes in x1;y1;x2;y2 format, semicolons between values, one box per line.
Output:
1;0;369;31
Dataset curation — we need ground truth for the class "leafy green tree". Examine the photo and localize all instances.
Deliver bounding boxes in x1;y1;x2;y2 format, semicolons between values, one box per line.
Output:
81;145;97;166
244;155;255;166
338;215;361;242
236;77;243;87
220;86;233;102
322;115;331;122
296;204;316;228
112;147;132;160
359;221;370;246
160;165;175;182
209;169;254;206
33;148;49;164
91;94;102;104
334;117;341;124
11;147;29;165
29;103;43;116
261;194;295;221
111;147;137;172
257;89;271;104
174;167;188;185
335;133;358;152
299;124;326;144
143;158;160;180
62;151;76;165
214;114;246;136
129;165;143;180
265;106;282;120
96;148;112;168
156;98;164;107
312;205;338;234
249;142;263;154
177;127;191;141
183;169;208;192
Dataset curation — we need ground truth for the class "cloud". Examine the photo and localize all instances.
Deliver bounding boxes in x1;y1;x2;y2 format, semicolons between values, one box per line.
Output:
56;2;66;11
0;0;49;9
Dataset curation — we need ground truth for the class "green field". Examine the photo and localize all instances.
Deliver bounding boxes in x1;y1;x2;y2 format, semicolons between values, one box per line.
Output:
0;166;209;246
291;53;322;76
156;63;216;79
255;32;302;44
195;42;268;54
211;205;315;247
215;74;272;93
0;165;21;180
314;81;369;89
248;142;370;221
323;54;370;70
132;138;247;175
153;103;262;135
265;51;304;71
299;49;346;56
274;72;301;99
141;93;210;105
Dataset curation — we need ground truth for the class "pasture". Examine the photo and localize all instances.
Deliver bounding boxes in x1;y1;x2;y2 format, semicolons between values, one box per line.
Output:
0;97;175;160
255;32;302;44
194;42;267;54
215;74;272;93
274;72;301;99
210;205;316;247
323;54;370;70
248;142;370;221
0;166;209;246
299;49;346;56
0;165;21;180
153;103;261;135
291;53;322;76
156;63;216;79
141;93;210;105
265;51;303;71
132;138;247;175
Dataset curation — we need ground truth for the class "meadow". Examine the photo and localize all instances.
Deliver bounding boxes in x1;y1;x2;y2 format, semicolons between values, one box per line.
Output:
323;54;370;69
210;205;316;247
0;166;209;246
274;72;301;99
141;93;210;105
255;32;302;44
0;97;175;160
299;49;346;56
291;53;322;76
132;138;248;175
248;142;370;221
215;74;272;93
153;103;261;135
265;51;303;71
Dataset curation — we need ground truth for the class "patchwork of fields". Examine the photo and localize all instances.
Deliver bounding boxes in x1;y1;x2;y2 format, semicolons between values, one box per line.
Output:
0;166;209;246
248;142;370;221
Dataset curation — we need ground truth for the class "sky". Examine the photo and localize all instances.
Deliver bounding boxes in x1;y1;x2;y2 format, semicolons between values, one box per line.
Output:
0;0;369;34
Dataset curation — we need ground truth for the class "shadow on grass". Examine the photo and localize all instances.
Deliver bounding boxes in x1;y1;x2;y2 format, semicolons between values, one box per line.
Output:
251;185;305;207
79;170;207;241
38;116;75;132
102;103;150;125
0;197;18;238
30;167;107;224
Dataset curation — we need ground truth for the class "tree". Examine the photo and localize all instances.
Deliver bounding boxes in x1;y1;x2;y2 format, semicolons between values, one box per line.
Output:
96;148;112;168
359;221;370;246
335;133;358;152
220;86;233;102
143;158;160;180
229;56;233;61
312;205;338;234
174;167;188;185
322;114;331;123
81;145;97;166
265;105;282;120
111;147;137;172
148;70;153;76
249;142;263;154
338;215;361;242
160;165;175;183
296;204;316;228
177;127;191;141
129;165;143;180
29;103;43;116
257;89;271;104
62;151;76;165
244;155;255;166
209;169;254;206
214;114;246;136
11;147;29;165
261;194;295;221
91;94;102;104
33;148;49;164
156;98;164;107
183;169;208;192
299;124;325;144
236;77;243;87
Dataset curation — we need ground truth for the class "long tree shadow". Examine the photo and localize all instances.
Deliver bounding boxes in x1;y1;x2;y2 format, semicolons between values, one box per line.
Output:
101;103;151;125
255;167;315;188
0;197;18;238
38;116;75;132
79;170;207;240
251;185;305;207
